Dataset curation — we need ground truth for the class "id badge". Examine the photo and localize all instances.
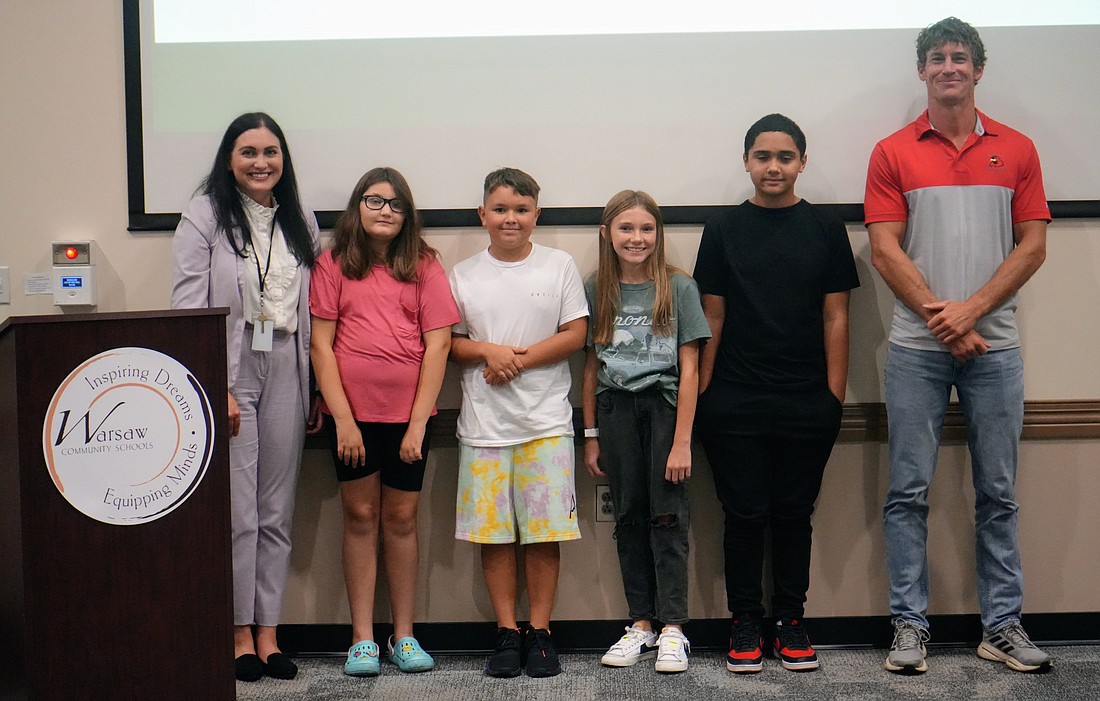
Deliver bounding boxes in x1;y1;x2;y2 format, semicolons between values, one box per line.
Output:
251;314;273;352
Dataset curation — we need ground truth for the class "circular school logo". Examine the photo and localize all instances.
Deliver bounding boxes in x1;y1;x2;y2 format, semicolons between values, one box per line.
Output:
41;347;215;525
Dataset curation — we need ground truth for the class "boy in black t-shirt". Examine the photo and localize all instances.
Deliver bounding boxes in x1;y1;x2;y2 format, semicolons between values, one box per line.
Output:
693;114;859;674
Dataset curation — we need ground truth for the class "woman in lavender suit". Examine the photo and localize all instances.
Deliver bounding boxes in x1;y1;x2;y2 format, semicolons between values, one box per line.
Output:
170;112;318;683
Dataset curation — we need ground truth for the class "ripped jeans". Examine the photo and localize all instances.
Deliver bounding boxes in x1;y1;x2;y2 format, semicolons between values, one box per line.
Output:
596;387;690;625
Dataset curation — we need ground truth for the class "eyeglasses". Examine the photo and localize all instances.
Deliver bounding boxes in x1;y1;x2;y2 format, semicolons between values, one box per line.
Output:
361;195;406;214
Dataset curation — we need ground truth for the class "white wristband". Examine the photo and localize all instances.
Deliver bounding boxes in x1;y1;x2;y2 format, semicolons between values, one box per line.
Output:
584;428;599;439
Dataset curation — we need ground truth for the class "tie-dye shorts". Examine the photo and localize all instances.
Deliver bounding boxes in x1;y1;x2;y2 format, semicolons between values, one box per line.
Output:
455;435;581;544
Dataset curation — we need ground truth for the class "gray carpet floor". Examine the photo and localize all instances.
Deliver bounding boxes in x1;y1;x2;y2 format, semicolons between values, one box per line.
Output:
236;646;1100;700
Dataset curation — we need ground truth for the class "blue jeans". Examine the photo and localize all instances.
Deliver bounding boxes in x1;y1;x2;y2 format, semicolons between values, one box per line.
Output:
883;343;1025;632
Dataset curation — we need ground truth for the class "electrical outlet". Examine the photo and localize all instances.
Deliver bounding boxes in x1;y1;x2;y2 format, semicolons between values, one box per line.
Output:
0;266;9;304
595;485;615;522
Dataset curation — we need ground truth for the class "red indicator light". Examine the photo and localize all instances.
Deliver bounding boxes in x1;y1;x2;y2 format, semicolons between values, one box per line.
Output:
66;247;79;260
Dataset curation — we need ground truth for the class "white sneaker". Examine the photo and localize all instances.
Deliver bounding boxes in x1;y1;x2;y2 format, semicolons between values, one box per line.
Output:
600;626;658;667
654;628;690;673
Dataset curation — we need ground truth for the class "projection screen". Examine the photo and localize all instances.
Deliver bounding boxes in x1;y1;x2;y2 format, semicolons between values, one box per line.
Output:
124;0;1100;228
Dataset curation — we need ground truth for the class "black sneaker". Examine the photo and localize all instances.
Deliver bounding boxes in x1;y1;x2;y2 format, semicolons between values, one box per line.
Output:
773;618;819;671
523;627;562;677
726;617;764;673
485;627;523;677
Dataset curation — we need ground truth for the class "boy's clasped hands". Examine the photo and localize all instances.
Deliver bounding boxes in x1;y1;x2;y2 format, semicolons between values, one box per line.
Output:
482;344;528;385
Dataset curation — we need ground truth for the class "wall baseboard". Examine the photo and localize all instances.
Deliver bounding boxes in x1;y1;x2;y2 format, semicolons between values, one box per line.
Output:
279;612;1100;656
838;399;1100;442
306;400;1100;451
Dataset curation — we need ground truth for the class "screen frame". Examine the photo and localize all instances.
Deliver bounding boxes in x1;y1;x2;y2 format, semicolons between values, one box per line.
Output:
122;0;1099;231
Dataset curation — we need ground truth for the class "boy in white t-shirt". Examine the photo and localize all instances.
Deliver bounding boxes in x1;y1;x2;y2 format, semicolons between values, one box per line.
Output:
448;168;589;679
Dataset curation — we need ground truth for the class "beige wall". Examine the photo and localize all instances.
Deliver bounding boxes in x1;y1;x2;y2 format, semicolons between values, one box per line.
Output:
285;437;1100;624
3;0;1097;626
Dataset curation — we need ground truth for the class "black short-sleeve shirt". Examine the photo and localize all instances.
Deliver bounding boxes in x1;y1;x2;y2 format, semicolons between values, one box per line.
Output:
693;199;860;392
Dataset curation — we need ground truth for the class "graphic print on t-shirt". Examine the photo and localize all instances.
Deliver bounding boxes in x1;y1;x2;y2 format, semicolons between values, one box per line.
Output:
603;302;676;388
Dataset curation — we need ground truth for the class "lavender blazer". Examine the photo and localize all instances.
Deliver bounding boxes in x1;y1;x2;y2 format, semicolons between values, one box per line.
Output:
170;195;319;416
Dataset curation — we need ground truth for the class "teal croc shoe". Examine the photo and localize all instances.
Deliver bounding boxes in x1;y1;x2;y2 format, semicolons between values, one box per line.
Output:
388;635;435;672
344;640;381;676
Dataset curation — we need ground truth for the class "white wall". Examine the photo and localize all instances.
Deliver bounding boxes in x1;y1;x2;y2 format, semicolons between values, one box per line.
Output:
3;0;1098;627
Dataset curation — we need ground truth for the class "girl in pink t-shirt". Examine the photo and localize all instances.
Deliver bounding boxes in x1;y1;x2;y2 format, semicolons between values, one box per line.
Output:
310;167;460;677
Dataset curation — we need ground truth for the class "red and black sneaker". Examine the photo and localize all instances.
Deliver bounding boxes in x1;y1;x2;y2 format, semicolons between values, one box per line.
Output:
773;618;819;671
726;617;764;673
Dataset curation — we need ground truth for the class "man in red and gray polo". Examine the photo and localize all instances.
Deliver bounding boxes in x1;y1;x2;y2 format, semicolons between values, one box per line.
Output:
865;16;1051;677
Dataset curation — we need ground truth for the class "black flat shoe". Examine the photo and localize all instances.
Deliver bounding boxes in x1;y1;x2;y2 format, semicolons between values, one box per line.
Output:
262;652;298;680
235;653;264;682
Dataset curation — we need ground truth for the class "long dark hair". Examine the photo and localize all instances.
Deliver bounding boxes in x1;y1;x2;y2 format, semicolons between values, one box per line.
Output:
331;167;436;281
200;112;316;267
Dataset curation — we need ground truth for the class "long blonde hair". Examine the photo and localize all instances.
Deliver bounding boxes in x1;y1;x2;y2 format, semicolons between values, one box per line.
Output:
592;190;680;345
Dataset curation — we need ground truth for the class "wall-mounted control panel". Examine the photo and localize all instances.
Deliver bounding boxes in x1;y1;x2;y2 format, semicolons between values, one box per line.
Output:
52;241;97;306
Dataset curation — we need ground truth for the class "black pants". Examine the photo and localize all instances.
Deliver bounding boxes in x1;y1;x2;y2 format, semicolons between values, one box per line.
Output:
597;387;690;625
697;382;841;621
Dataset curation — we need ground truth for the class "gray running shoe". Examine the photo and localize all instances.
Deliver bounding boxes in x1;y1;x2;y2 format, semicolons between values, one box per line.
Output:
978;623;1052;673
884;619;929;675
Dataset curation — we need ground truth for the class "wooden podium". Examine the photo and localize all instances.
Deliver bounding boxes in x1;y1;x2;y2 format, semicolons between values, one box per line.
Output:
0;310;233;701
